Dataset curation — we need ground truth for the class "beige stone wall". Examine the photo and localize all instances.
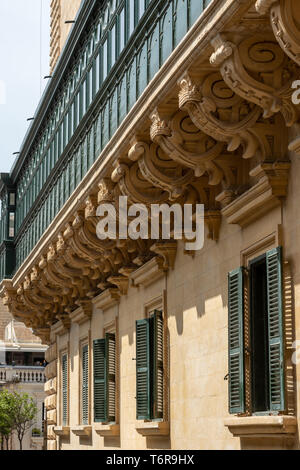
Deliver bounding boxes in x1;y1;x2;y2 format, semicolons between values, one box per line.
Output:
50;0;82;72
52;188;300;450
0;300;12;341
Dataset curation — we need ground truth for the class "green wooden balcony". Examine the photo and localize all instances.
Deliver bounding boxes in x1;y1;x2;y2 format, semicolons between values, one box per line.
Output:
0;0;212;279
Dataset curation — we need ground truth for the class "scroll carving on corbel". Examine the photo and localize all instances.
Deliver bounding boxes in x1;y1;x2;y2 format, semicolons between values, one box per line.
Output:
127;139;193;199
150;109;224;184
111;159;169;205
256;0;300;67
209;33;299;127
270;0;300;67
178;72;263;160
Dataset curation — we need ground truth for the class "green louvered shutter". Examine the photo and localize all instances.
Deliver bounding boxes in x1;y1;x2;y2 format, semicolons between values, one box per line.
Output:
93;339;106;422
106;333;116;423
136;319;151;420
62;354;68;426
266;247;285;412
151;311;164;420
82;345;89;425
228;267;245;414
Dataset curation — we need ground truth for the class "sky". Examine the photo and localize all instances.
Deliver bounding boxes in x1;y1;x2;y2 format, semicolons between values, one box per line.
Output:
0;0;50;174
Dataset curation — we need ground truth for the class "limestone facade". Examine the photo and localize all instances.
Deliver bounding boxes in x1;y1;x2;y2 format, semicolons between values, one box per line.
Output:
2;0;300;450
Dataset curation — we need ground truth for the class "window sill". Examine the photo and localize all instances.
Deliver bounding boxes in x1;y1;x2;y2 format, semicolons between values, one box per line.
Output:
71;425;92;437
136;421;169;437
224;415;297;438
53;426;70;437
95;423;120;437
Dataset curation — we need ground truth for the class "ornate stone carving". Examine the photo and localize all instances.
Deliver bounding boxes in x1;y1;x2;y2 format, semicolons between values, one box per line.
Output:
255;0;277;15
209;34;299;127
150;110;224;184
270;0;300;67
150;241;177;270
178;72;263;159
127;138;194;199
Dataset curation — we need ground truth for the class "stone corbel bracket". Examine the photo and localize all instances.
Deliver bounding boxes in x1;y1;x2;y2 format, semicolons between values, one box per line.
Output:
178;73;262;160
256;0;300;67
150;241;177;271
209;33;299;127
150;109;224;184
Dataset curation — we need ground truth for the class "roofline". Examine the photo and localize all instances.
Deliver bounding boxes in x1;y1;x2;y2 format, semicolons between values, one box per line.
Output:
10;0;98;183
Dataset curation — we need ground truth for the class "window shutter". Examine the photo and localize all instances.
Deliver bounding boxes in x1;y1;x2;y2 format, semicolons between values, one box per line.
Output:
106;333;116;423
62;354;68;426
151;310;164;420
136;319;151;420
266;247;285;412
228;267;245;414
93;339;106;423
82;345;89;425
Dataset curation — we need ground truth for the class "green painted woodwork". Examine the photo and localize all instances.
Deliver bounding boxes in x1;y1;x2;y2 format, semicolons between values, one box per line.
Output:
228;267;245;414
62;354;68;426
93;334;116;423
136;319;151;420
0;0;212;279
82;344;89;425
136;311;164;420
266;247;285;412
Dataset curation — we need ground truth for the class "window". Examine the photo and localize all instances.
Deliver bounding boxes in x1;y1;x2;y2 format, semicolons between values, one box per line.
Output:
62;354;68;426
136;310;163;420
93;333;116;423
82;345;89;425
228;247;285;415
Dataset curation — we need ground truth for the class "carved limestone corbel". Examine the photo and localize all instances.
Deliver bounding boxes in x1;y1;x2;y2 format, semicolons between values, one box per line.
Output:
178;72;262;159
107;275;129;296
270;1;300;67
256;0;300;67
150;241;177;271
150;109;224;184
209;33;299;127
111;160;169;205
127;138;194;199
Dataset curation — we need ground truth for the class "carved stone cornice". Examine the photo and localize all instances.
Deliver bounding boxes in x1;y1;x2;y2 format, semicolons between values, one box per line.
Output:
107;275;129;296
209;33;299;127
221;161;290;226
92;288;120;311
150;241;177;271
69;300;92;324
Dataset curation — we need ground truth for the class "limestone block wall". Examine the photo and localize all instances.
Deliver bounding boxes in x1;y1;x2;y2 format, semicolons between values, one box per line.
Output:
50;0;82;72
45;341;58;450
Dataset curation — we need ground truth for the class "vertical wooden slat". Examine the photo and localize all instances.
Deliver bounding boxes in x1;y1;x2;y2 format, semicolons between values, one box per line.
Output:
93;339;106;423
136;319;150;420
228;267;245;414
266;247;285;412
